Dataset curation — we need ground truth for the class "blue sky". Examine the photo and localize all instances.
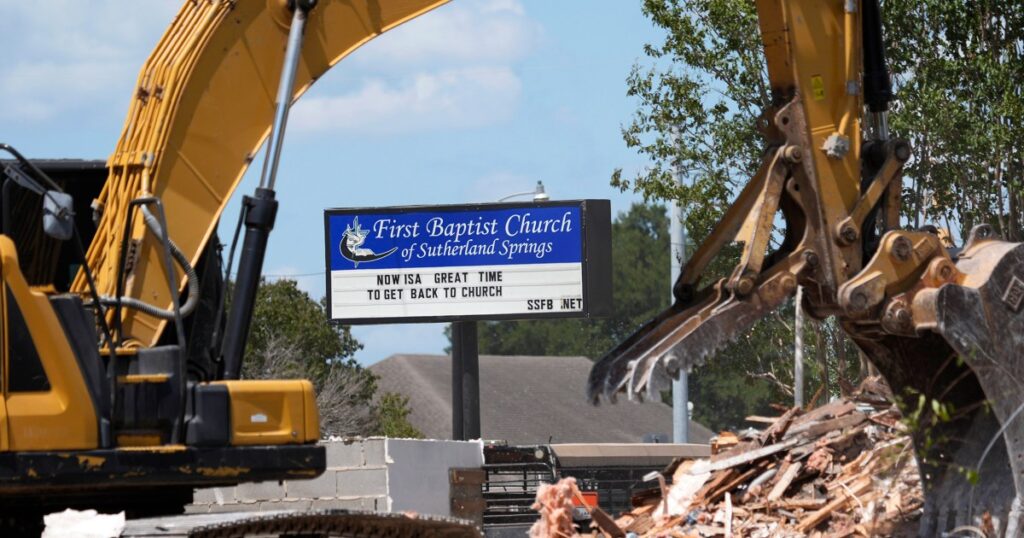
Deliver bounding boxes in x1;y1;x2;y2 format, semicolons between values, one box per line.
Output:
2;0;663;365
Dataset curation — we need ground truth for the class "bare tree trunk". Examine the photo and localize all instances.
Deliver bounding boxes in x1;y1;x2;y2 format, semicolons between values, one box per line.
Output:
835;326;849;397
794;287;805;408
860;350;879;378
814;321;829;404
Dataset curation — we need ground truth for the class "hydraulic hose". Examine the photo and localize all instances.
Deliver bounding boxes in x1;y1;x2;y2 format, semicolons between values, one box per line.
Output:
88;205;200;320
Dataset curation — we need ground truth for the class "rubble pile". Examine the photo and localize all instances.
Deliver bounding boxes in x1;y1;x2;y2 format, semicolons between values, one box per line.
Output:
536;378;925;537
530;477;585;538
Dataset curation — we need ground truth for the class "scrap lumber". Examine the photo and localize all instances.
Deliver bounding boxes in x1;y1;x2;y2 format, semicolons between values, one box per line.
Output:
589;507;625;538
766;461;802;501
757;407;799;445
710;431;741;455
690;437;803;475
702;461;768;505
795;476;872;532
533;377;924;537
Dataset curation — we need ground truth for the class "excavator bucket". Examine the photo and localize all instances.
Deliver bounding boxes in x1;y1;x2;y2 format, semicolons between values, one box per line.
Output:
587;0;1024;532
588;223;1024;535
852;226;1024;535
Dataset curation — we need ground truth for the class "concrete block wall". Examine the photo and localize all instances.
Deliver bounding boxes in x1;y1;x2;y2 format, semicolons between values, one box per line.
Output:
189;438;483;517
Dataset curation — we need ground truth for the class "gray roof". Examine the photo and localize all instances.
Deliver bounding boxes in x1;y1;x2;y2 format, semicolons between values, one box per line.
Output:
369;354;713;445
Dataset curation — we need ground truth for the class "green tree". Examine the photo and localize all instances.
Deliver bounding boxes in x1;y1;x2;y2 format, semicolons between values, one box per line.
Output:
375;393;423;438
244;279;362;381
883;1;1024;241
612;0;767;241
453;203;838;430
607;0;873;429
465;203;670;359
242;279;419;437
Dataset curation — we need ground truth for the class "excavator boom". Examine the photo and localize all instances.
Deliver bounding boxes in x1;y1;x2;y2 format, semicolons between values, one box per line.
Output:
589;0;1024;534
71;0;450;350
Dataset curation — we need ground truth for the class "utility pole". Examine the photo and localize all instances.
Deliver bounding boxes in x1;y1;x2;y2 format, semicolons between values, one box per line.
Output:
671;132;689;444
670;202;689;443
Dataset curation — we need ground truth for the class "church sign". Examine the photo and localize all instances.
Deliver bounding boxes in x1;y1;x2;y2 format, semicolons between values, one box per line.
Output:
324;200;611;324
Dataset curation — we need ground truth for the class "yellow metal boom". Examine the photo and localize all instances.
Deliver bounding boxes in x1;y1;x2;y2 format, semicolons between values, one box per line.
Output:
71;0;450;348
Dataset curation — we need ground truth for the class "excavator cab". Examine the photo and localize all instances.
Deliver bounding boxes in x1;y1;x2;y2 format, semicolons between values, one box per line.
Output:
0;0;457;529
0;156;322;523
588;0;1024;534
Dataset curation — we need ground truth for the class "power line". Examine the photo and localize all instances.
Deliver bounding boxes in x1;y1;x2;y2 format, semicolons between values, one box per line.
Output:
226;270;325;279
264;271;324;278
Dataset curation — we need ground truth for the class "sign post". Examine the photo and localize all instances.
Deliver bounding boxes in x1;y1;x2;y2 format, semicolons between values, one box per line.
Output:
325;200;611;439
451;321;479;440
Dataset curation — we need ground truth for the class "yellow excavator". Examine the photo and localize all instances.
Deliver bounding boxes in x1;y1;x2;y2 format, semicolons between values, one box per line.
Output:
589;0;1024;535
8;0;1023;535
1;0;479;535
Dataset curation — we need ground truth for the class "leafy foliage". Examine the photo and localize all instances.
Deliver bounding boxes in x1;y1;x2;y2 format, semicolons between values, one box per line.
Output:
375;392;424;438
612;0;768;240
883;0;1024;241
608;0;871;429
244;279;362;382
454;203;857;430
241;279;419;437
469;203;670;359
621;0;1024;245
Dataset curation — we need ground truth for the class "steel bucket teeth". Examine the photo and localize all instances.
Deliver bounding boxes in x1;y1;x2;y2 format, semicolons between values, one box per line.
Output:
589;269;794;405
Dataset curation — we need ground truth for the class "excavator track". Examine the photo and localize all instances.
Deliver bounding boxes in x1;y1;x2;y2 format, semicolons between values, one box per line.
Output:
121;510;481;538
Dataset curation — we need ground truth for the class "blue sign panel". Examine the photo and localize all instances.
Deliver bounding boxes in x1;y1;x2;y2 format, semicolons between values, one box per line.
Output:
327;205;582;271
324;200;611;324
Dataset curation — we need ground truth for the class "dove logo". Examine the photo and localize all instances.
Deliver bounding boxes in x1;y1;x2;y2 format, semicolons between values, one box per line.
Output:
338;217;397;268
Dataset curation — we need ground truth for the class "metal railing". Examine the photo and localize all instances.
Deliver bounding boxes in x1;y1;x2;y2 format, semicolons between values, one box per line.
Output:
482;445;557;528
481;444;671;530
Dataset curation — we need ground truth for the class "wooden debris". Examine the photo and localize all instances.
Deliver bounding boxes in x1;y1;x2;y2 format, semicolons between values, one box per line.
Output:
691;438;802;475
711;431;740;455
724;493;733;538
545;377;924;537
590;506;625;538
757;407;799;445
795;476;872;532
766;461;802;501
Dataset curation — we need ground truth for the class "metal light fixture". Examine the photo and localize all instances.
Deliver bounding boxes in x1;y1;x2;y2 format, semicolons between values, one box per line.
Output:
498;180;550;202
532;181;549;202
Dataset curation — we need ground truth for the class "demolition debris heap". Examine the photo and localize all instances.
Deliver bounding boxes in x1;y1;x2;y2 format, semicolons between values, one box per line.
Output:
533;378;930;537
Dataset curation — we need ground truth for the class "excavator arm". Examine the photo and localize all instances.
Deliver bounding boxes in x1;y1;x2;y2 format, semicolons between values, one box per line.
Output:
589;0;1024;534
590;0;870;401
70;0;450;349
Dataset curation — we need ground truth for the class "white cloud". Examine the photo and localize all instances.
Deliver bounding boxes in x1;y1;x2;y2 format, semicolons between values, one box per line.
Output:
481;0;526;16
291;67;521;135
291;0;538;136
352;0;538;68
1;0;540;132
0;1;177;121
0;61;131;121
